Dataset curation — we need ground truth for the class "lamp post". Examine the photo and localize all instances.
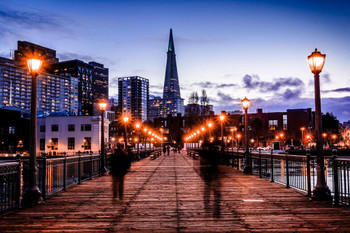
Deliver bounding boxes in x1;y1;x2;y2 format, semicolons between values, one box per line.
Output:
322;132;327;147
300;127;305;147
160;127;164;149
201;127;205;144
22;58;43;206
143;128;147;151
208;122;213;142
135;123;141;155
241;97;251;174
219;115;225;152
98;100;108;174
308;48;331;200
123;116;129;149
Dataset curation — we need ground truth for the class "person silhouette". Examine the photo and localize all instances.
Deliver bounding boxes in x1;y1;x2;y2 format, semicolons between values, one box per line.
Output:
109;144;131;199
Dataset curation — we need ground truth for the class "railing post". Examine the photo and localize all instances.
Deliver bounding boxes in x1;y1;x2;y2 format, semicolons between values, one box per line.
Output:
332;150;339;206
78;151;81;184
63;156;67;191
90;154;93;179
42;154;47;200
16;157;21;207
286;152;290;188
259;149;262;178
306;150;312;196
270;149;274;182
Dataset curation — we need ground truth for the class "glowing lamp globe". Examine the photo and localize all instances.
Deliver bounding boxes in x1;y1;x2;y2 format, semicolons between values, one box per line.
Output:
27;59;42;74
98;101;108;111
241;97;250;110
308;49;325;75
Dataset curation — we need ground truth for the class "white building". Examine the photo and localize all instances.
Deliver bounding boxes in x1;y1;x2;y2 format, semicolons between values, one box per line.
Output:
37;115;109;155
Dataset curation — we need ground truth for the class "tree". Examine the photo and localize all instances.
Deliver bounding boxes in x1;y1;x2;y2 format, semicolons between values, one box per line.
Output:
249;117;264;146
322;112;339;134
200;89;210;117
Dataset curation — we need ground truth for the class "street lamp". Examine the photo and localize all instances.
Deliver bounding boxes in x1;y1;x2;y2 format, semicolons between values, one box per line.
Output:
300;127;305;147
308;48;331;200
219;115;225;151
201;127;205;143
135;122;141;155
143;128;147;151
208;122;213;142
241;97;251;174
322;132;327;147
98;100;108;174
22;58;43;206
160;128;164;149
123;116;129;149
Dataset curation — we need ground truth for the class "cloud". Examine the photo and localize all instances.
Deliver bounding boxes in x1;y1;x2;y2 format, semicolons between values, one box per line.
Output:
323;87;350;93
0;6;70;37
192;81;236;89
57;52;95;62
321;73;331;83
243;75;304;92
281;89;302;100
109;77;119;88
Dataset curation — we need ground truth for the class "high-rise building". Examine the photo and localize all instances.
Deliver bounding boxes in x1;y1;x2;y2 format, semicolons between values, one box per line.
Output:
118;76;149;122
89;61;109;102
50;60;94;116
14;41;59;68
162;29;184;117
0;57;79;115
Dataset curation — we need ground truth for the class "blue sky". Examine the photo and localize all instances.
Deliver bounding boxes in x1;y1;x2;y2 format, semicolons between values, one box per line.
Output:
1;0;350;122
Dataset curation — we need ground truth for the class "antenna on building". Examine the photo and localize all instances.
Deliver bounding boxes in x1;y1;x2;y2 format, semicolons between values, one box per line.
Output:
9;49;12;59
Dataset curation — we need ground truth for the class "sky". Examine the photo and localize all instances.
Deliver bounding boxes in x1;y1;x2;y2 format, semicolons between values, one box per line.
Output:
1;0;350;122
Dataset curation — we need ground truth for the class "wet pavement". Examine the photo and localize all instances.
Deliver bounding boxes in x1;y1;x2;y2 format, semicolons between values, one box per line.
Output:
1;151;350;232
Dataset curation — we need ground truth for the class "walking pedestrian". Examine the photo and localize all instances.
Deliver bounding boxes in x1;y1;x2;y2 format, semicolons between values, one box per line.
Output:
163;145;166;156
109;144;131;199
166;145;170;156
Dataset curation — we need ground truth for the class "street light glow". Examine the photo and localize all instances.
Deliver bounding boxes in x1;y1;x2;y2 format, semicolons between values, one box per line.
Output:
241;97;250;110
27;59;42;74
308;49;326;74
98;100;108;111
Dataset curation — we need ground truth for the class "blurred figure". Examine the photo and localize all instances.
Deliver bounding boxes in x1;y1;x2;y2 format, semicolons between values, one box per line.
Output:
200;143;221;218
163;146;166;156
166;145;170;156
110;144;131;199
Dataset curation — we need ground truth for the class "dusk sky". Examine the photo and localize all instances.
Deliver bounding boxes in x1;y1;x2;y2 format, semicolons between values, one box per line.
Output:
1;0;350;122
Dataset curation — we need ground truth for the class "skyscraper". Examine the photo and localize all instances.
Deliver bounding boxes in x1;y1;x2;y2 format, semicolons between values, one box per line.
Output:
162;29;184;117
118;76;149;122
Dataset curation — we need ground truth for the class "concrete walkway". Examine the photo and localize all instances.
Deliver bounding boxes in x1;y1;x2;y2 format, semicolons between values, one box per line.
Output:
1;151;350;232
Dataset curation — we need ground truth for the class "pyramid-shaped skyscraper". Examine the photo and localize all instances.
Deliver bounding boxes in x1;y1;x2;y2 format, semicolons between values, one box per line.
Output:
162;29;184;117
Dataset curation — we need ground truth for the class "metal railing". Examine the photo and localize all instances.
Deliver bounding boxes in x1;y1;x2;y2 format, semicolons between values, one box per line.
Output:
0;149;155;215
333;156;350;206
189;147;349;206
0;162;21;214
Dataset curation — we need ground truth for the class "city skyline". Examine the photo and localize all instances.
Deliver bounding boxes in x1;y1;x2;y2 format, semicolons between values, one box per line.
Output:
1;0;350;121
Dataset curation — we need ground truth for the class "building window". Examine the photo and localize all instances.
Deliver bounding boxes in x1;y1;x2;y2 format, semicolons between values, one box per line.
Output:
268;120;278;130
68;124;75;131
51;138;58;150
81;124;91;131
40;138;45;150
83;137;91;150
9;126;15;134
283;115;288;130
40;125;45;132
51;124;59;132
68;137;75;150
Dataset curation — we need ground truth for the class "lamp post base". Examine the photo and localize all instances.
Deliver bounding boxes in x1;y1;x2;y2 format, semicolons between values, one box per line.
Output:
312;186;332;201
22;187;43;207
243;166;252;174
